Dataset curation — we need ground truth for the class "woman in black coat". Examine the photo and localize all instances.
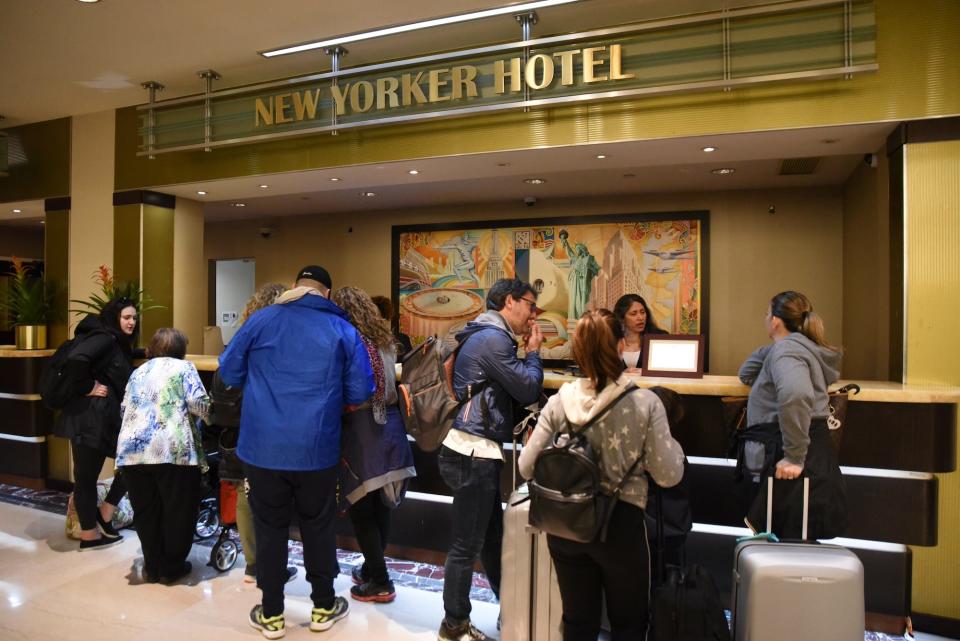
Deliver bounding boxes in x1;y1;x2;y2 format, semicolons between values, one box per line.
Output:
55;297;139;550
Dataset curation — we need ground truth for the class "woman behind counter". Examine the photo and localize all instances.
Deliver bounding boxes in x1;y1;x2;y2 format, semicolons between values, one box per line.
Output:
737;290;847;539
613;293;667;372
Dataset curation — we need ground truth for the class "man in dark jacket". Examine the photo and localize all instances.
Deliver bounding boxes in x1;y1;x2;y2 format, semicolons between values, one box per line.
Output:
219;265;374;639
438;278;544;641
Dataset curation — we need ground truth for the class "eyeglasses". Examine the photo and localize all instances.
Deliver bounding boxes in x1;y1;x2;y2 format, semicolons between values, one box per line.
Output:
519;297;538;311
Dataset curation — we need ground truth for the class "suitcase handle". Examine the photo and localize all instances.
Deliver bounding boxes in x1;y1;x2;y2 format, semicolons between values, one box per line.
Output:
766;475;811;540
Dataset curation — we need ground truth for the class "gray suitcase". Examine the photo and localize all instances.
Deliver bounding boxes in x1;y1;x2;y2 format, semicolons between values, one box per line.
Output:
731;477;864;641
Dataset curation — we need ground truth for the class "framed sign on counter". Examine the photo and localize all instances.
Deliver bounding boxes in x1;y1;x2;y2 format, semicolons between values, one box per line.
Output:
642;334;706;378
392;211;708;365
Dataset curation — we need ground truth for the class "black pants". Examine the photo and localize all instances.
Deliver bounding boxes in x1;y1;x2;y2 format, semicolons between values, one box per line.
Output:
246;463;339;617
348;490;391;584
547;501;650;641
123;464;201;578
72;442;126;531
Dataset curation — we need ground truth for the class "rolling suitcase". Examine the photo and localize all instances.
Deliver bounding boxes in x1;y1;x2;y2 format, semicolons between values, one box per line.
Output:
731;476;864;641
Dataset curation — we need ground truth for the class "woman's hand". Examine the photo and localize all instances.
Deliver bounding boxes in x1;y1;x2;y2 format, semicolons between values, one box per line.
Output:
86;382;108;398
774;458;804;480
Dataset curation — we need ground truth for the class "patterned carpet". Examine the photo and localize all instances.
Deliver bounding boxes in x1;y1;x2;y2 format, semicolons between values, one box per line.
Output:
0;483;914;638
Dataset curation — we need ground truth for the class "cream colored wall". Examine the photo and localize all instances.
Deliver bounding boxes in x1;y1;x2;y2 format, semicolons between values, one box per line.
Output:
68;111;115;334
205;187;845;375
842;149;890;381
173;197;206;349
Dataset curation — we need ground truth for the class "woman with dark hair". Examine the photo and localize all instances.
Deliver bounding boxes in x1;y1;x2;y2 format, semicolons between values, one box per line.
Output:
613;293;667;372
738;291;846;539
117;328;210;583
332;287;416;604
55;297;140;550
518;311;684;641
370;295;412;355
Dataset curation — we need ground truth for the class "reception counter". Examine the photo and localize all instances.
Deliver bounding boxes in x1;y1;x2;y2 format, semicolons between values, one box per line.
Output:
0;346;56;489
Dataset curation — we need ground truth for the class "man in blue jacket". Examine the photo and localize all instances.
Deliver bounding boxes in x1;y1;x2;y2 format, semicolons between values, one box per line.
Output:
219;265;374;639
438;278;544;641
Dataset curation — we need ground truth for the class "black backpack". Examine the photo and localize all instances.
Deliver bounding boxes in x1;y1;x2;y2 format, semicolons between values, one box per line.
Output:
39;331;114;411
528;386;641;543
649;565;731;641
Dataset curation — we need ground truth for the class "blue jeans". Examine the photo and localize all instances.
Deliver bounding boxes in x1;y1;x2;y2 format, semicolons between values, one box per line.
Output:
438;445;503;624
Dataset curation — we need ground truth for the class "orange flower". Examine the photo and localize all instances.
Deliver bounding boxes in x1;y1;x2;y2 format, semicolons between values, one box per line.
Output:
94;264;113;288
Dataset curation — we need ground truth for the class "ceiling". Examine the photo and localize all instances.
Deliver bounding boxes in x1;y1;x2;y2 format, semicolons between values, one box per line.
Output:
0;1;897;228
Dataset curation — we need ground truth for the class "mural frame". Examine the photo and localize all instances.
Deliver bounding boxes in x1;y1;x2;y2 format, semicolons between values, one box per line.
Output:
391;211;709;368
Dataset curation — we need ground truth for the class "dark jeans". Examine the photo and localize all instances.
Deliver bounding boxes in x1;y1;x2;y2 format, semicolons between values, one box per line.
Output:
245;463;339;617
348;490;391;584
438;445;503;624
72;442;126;531
547;501;650;641
123;464;201;578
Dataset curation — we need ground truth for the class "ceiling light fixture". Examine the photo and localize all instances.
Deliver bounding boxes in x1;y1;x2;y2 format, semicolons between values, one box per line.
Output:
595;154;607;159
231;203;246;207
12;209;22;213
261;0;581;58
259;184;269;189
496;162;512;167
711;168;736;175
330;177;342;182
76;0;101;3
408;170;420;175
360;191;377;197
197;190;207;195
523;178;546;185
702;146;717;153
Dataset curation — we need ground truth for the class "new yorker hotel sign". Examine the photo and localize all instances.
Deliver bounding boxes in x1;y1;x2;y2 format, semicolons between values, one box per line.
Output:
253;44;633;127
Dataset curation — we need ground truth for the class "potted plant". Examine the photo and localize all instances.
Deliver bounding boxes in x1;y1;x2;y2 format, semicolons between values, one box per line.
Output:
0;257;55;349
69;264;162;317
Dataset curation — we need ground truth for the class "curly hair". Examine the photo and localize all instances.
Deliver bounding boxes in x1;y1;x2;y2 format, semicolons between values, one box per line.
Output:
241;283;286;323
332;286;395;349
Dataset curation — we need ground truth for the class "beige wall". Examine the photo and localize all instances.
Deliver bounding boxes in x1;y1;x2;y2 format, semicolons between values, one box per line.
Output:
173;197;206;349
0;225;45;258
842;150;890;381
206;186;845;375
68;111;115;334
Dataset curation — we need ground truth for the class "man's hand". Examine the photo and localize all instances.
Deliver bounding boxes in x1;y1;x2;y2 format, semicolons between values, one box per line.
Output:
524;323;544;352
774;458;804;480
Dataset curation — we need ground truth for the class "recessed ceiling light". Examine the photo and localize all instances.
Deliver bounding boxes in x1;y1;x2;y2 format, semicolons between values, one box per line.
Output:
496;162;512;167
821;138;839;144
40;221;46;225
12;209;22;213
231;203;246;207
360;191;377;197
712;168;736;175
330;177;342;182
76;0;100;3
259;184;269;189
595;154;607;159
197;190;207;196
622;173;636;178
702;146;717;153
523;178;546;185
408;170;420;175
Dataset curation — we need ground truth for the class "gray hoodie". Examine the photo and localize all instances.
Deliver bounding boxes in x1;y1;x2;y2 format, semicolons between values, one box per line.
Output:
518;375;684;510
738;333;842;465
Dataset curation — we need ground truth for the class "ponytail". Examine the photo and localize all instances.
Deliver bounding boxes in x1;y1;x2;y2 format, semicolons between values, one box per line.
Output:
771;291;840;352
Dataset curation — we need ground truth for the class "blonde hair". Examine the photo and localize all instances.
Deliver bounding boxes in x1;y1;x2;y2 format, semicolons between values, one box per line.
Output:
332;287;395;349
770;290;840;352
241;283;286;323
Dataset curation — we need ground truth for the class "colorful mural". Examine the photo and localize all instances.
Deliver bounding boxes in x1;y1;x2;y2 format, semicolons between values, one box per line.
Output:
396;215;705;359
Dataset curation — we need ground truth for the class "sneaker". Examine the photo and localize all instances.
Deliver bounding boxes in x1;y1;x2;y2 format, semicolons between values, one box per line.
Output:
96;512;122;540
350;579;396;603
249;605;285;640
310;596;349;632
438;619;489;641
285;566;298;583
79;536;123;551
350;565;367;585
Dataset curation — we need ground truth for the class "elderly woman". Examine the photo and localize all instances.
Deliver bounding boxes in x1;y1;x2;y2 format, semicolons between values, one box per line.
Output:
117;328;210;584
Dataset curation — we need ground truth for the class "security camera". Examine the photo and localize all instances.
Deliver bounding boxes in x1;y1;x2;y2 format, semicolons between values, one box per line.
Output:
864;153;878;168
768;205;776;214
523;196;537;207
258;226;274;239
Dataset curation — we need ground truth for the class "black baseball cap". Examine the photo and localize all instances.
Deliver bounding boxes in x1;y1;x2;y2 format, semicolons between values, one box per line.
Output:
295;265;332;290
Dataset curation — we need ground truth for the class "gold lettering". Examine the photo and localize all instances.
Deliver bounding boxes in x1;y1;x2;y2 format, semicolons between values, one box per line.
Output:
292;89;322;121
401;72;428;106
349;81;375;113
329;83;350;116
428;68;451;102
494;58;522;94
376;77;400;110
552;49;580;86
254;97;273;126
608;44;635;80
274;94;293;124
451;65;478;99
524;54;555;90
582;47;608;83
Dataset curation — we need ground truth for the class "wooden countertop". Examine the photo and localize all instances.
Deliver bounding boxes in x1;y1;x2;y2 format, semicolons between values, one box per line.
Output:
0;345;56;358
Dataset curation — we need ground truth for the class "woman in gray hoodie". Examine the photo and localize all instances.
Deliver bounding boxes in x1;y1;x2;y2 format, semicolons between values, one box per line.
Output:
738;290;847;539
519;310;684;641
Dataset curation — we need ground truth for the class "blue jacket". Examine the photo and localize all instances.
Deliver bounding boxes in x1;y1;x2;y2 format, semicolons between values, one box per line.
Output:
451;311;544;443
218;294;375;471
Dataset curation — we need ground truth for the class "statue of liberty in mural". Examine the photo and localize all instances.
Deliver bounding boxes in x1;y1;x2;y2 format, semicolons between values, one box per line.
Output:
559;229;600;321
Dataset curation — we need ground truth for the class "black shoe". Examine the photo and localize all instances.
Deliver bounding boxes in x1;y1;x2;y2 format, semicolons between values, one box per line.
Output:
286;566;297;583
96;512;121;539
438;619;489;641
350;564;367;586
161;561;192;584
350;579;396;603
79;536;123;551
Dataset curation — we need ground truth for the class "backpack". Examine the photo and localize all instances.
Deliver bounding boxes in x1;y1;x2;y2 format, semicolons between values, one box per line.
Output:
397;334;481;452
649;565;732;641
38;338;81;410
528;386;642;543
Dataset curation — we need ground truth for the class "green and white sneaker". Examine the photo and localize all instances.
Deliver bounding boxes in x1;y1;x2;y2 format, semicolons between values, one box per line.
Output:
310;596;349;632
249;605;285;639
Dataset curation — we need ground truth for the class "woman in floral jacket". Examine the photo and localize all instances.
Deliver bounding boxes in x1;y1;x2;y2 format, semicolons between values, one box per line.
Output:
117;328;210;584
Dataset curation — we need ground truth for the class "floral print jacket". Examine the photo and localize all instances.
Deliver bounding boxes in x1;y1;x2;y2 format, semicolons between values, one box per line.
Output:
117;357;211;471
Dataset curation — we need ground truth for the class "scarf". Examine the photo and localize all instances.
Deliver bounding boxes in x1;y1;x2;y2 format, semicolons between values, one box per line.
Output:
361;335;387;425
